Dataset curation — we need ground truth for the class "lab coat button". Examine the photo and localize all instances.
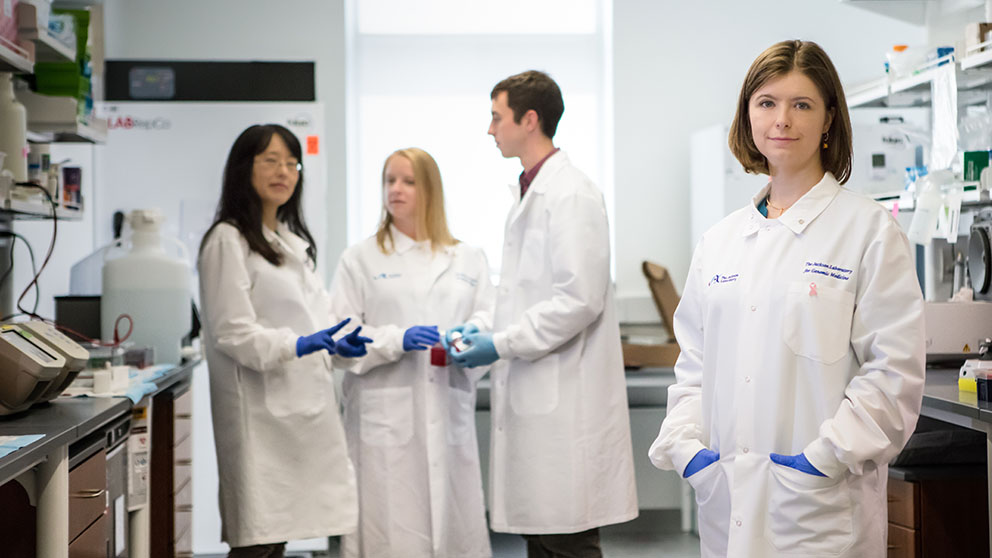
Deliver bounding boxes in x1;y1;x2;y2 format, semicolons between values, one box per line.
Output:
742;447;749;454
736;520;742;527
744;376;750;383
750;305;756;312
798;219;805;224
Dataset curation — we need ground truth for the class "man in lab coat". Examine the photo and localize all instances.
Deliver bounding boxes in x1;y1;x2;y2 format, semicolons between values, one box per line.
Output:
448;70;638;557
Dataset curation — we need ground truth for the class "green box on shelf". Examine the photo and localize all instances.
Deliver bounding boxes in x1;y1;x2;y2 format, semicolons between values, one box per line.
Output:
964;150;991;181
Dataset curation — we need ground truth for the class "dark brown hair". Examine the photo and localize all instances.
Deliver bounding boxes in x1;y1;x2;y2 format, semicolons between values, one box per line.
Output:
491;70;564;140
728;40;852;184
200;124;316;267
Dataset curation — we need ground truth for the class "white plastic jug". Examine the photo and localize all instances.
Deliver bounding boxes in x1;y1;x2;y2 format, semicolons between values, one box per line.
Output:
101;209;191;364
0;73;28;182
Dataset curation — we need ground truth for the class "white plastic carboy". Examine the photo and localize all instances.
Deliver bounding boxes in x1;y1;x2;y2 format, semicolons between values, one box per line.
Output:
101;209;191;364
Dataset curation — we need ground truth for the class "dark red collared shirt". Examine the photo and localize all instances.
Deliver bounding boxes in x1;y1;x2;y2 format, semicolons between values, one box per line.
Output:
519;148;560;199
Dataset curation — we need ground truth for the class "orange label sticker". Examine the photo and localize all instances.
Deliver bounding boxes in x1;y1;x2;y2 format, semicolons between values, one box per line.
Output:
307;135;319;155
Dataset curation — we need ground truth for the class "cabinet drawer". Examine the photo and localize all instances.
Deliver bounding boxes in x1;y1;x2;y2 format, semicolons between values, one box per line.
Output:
69;512;108;558
887;478;919;529
888;522;919;558
174;480;192;508
173;415;192;447
69;449;108;544
174;461;192;494
174;429;192;462
174;507;192;542
174;389;192;416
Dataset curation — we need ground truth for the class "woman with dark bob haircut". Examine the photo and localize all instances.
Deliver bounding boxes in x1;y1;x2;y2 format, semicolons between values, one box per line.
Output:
198;124;371;557
650;40;925;558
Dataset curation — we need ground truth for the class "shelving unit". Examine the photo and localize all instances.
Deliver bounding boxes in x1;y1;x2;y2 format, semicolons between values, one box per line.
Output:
846;53;992;110
1;198;83;221
16;3;76;64
0;38;34;73
14;85;107;144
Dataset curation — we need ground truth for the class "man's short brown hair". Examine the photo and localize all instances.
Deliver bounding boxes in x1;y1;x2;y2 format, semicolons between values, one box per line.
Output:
728;40;853;184
491;70;564;140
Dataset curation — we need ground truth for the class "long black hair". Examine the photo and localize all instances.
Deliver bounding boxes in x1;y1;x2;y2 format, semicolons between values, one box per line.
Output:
200;124;317;267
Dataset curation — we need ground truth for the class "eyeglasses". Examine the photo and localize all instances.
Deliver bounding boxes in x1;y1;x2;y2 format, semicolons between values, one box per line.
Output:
255;156;302;173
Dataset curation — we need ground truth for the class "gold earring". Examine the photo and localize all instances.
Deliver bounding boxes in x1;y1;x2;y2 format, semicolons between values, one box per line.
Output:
822;132;829;149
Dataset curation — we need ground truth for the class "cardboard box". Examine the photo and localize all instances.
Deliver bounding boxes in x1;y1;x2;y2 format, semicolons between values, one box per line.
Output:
622;261;682;368
622;341;680;368
965;22;992;53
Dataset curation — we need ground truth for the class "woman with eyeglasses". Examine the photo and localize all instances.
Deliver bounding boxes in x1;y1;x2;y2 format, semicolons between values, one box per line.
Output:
328;147;495;558
199;124;371;558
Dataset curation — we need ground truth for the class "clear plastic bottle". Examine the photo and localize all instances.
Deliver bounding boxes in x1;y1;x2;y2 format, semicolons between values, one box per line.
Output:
0;73;28;182
101;209;191;364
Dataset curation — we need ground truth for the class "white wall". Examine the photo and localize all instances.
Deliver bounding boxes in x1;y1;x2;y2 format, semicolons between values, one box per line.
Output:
612;0;927;320
102;0;348;268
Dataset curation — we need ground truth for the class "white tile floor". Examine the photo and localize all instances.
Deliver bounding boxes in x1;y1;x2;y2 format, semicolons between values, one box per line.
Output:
223;510;702;558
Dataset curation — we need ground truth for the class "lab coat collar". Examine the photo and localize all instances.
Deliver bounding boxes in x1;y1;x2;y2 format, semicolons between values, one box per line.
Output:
262;222;311;263
389;224;429;255
506;150;569;227
743;172;841;236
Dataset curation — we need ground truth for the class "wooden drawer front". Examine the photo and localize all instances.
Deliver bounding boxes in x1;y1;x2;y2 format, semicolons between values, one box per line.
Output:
174;461;192;493
69;512;108;558
174;480;192;508
887;478;919;529
174;428;192;462
174;389;192;416
69;449;108;543
174;507;192;543
173;415;192;448
888;522;919;558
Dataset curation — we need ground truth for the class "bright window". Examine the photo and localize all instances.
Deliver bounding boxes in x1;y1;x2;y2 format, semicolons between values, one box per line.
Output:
346;1;613;276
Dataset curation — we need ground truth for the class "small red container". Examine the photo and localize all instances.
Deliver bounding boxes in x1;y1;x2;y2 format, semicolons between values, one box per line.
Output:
430;344;448;366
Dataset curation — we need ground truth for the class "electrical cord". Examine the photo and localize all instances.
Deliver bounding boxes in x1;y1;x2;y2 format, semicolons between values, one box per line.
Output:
3;183;134;347
12;182;57;321
0;231;40;315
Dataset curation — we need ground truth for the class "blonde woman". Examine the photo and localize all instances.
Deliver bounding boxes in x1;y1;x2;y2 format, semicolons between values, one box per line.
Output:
329;148;495;558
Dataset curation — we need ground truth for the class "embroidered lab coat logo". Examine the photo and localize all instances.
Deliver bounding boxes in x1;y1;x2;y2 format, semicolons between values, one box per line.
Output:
372;272;401;280
708;273;739;286
455;273;478;287
803;261;853;281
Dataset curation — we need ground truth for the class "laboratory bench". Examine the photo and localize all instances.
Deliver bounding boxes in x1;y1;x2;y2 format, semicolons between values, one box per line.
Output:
0;359;196;558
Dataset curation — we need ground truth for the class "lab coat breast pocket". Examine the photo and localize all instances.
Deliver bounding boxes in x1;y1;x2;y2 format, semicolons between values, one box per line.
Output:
766;464;853;554
359;386;414;447
508;354;559;416
783;282;855;364
517;228;547;283
263;354;328;418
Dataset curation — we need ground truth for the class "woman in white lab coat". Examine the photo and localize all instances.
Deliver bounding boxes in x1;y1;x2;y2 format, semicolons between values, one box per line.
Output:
650;41;925;558
329;147;495;558
199;124;370;558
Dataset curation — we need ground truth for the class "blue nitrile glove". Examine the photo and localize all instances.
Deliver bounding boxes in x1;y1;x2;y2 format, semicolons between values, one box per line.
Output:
335;326;374;358
403;325;440;351
444;323;479;352
296;318;351;357
451;332;499;368
683;448;720;478
769;452;826;477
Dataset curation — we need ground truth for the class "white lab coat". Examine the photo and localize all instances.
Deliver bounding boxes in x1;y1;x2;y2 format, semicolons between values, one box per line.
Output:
488;150;638;534
329;228;495;558
199;222;357;548
650;173;925;558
